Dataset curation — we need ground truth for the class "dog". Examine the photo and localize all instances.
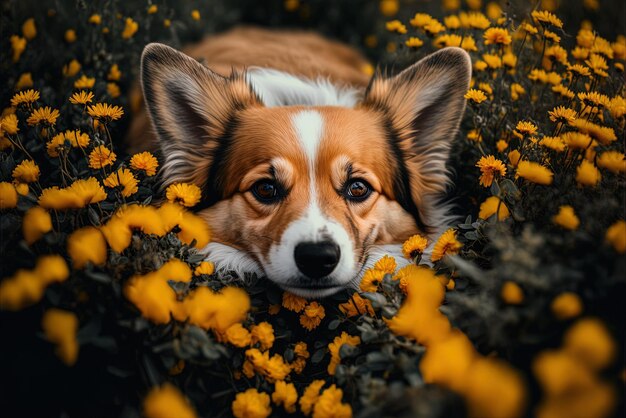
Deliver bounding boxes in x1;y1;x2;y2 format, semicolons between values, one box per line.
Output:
135;27;471;298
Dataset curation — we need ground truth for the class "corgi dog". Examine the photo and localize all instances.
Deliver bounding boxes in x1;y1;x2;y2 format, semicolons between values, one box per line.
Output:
136;27;471;298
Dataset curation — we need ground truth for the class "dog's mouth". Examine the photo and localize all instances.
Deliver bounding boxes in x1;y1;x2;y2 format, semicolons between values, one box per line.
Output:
280;283;346;298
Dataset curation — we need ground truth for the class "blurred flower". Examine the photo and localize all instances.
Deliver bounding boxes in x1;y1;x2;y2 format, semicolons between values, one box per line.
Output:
532;10;563;28
552;205;580;230
434;34;478;51
551;292;583;320
484;27;511;45
11;89;39;107
272;381;297;413
130;151;159;176
597;151;626;174
313;385;352;418
147;5;158;14
194;261;214;276
64;29;76;43
63;59;81;77
121;18;138;39
12;159;39;183
41;309;79;366
0;182;18;209
104;168;139;197
10;35;26;62
405;37;423;48
74;75;95;89
516;161;553;185
22;18;36;40
106;82;120;98
88;145;116;169
501;281;524;304
420;330;476;392
88;14;101;25
576;160;601;187
282;292;307;312
22;206;51;245
1;113;19;135
143;383;197;418
251;322;275;350
225;323;252;347
299;301;325;330
107;64;121;81
191;10;201;20
478;196;510;220
385;20;407;34
476;155;506;187
299;380;325;416
539;136;566;152
564;318;616;371
431;229;462;262
166;183;201;207
460;11;490;29
27;106;59;126
38;187;83;210
232;388;271;418
605;220;626;253
67;226;107;268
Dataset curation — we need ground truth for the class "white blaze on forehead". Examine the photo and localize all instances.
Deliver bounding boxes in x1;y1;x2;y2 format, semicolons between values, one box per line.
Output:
292;110;324;179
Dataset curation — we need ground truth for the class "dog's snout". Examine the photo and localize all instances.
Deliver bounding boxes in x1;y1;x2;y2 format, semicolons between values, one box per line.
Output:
294;241;341;279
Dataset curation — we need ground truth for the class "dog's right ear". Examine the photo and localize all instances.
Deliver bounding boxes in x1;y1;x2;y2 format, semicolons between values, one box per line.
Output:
140;43;262;190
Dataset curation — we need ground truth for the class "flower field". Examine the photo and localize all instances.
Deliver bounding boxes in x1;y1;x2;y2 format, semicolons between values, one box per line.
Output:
0;1;624;417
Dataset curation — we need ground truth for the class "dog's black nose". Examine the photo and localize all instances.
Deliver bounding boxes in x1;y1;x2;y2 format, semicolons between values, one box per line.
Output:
294;241;341;279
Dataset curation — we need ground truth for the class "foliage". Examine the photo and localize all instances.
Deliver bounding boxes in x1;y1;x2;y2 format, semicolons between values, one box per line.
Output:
0;1;624;418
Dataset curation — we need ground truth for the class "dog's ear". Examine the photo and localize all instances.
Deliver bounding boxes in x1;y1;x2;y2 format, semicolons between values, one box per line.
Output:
141;43;261;191
361;47;471;232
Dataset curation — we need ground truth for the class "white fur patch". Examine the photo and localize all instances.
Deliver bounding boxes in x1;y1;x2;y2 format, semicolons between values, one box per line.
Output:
246;68;360;108
202;242;263;278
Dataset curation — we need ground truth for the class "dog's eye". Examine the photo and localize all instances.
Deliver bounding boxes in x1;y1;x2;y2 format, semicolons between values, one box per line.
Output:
345;179;372;201
251;180;281;203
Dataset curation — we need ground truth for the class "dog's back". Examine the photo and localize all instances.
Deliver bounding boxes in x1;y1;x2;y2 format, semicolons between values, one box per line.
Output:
127;27;371;151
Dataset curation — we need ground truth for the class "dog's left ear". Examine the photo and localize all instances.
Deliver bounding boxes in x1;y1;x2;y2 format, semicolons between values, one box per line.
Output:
361;47;471;232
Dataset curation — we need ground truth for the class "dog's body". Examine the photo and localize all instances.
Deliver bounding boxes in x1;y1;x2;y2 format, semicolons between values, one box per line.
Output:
136;27;471;297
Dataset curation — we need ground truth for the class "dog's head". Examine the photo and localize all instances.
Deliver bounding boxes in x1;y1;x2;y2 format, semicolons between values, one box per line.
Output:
141;43;471;297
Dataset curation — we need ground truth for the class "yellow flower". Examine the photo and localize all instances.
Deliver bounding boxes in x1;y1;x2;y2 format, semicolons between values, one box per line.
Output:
501;281;524;304
69;90;94;106
434;34;478;51
88;14;101;25
484;27;511;45
597;151;626;174
166;183;202;207
572;46;590;60
575;160;601;187
585;53;609;77
431;229;462;262
88;145;117;169
508;149;521;167
69;177;108;206
444;15;461;29
560;131;592;150
338;292;374;317
10;35;27;62
478;196;510;221
476;155;506;187
282;291;307;312
510;83;526;101
245;348;291;381
194;261;214;275
532;10;563;28
327;332;360;375
63;59;81;77
516;161;553;185
374;255;396;273
22;206;52;245
147;5;158;14
143;383;197;418
548;106;576;124
0;182;18;209
11;89;40;107
121;17;138;39
464;88;487;104
402;234;428;259
104;168;139;197
130;151;159;176
272;381;297;413
605;220;626;253
27;106;59;126
578;91;609;108
22;18;37;40
405;37;423;48
460;11;490;29
385;20;407;34
12;159;40;183
496;139;508;152
567;63;592;77
482;53;502;68
74;75;95;89
467;129;482;142
13;182;28;196
539;136;566;152
552;84;575;99
551;292;583;320
47;130;90;157
38;187;83;210
299;380;325;416
225;323;252;347
520;21;538;35
67;226;108;268
608;95;626;119
409;13;434;27
552;205;580;230
64;29;76;43
359;268;385;292
107;82;120;98
420;330;476;392
514;120;538;138
191;10;201;20
313;385;353;418
107;64;122;81
570;119;616;145
163;19;171;28
251;322;275;350
41;309;79;366
1;113;19;135
299;301;325;330
88;103;124;122
544;44;568;65
564;318;615;371
232;388;271;418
